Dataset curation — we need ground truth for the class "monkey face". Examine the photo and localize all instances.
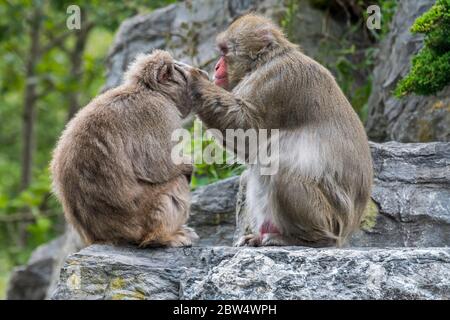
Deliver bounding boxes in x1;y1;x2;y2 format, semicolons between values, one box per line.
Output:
215;53;251;91
214;56;228;88
214;14;282;91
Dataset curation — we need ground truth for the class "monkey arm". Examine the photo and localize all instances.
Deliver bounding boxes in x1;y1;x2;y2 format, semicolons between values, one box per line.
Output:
190;73;263;131
135;162;193;185
132;146;193;186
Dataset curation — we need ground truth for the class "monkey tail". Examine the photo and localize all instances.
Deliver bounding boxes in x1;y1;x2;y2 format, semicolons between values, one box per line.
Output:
319;184;359;247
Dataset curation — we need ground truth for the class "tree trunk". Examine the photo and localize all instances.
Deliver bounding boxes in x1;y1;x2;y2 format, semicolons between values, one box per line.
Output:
67;20;93;121
20;6;42;191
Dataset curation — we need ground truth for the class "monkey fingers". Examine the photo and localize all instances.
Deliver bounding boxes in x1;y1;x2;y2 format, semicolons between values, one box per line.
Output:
164;226;199;247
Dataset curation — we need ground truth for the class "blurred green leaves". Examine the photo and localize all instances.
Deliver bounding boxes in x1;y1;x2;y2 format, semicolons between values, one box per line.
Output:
395;0;450;96
0;0;177;296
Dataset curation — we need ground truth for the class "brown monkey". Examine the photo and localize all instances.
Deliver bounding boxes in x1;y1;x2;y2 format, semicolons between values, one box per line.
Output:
51;50;201;247
189;14;373;247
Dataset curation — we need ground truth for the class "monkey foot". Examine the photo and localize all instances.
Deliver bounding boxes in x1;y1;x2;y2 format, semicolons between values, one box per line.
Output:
235;233;297;247
235;234;262;247
181;225;199;241
260;233;291;246
147;226;199;247
156;226;199;248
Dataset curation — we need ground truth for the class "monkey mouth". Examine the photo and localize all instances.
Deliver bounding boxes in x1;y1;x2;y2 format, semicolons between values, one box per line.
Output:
214;76;228;86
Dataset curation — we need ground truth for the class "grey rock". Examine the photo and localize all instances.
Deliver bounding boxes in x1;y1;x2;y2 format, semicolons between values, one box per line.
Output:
51;245;450;300
366;0;450;142
7;237;64;300
6;227;85;300
189;176;240;246
103;0;358;91
46;226;85;299
104;0;283;91
349;141;450;247
191;176;240;215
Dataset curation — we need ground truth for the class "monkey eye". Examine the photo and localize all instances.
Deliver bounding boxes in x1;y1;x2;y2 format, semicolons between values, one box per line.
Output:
218;43;228;56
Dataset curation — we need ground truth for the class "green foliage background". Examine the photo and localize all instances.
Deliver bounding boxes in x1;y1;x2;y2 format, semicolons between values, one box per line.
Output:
0;0;177;299
395;0;450;96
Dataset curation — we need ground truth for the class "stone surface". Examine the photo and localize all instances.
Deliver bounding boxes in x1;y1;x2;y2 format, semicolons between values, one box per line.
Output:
103;0;282;91
51;245;450;300
190;176;240;246
349;141;450;247
6;237;64;300
6;227;84;300
103;0;358;91
235;141;450;247
365;0;450;142
45;227;85;299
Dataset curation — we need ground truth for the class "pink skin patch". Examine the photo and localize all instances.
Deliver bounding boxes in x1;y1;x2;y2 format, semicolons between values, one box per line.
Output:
259;220;280;236
214;56;228;88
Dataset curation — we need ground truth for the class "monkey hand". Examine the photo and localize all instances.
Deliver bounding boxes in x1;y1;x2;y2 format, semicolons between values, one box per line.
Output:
188;68;212;109
189;68;210;84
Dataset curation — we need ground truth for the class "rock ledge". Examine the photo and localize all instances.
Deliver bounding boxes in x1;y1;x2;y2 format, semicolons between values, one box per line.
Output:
51;245;450;300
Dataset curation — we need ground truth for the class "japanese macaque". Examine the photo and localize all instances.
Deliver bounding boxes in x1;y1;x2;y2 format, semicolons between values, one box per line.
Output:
51;50;201;247
189;14;373;247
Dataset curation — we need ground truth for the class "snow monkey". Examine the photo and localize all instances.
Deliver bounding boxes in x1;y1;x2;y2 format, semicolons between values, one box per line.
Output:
188;14;373;247
51;50;205;247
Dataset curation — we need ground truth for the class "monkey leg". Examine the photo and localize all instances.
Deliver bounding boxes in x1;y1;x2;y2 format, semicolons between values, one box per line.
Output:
271;176;344;246
139;175;198;248
235;172;276;247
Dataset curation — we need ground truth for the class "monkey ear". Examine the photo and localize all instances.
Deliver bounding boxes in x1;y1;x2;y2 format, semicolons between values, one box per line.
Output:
157;63;174;83
258;28;275;48
248;28;275;59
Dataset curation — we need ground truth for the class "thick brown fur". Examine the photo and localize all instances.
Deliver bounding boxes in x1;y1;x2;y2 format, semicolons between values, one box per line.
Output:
51;50;198;247
189;14;373;247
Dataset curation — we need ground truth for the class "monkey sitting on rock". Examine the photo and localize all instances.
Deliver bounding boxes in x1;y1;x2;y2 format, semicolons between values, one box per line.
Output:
188;14;373;247
51;50;204;247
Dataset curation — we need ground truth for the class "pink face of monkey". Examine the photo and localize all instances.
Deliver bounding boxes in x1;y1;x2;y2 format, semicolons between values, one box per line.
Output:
214;56;229;89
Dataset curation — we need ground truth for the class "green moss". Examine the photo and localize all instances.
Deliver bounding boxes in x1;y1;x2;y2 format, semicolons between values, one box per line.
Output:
111;291;145;300
360;200;379;231
110;277;125;290
110;278;145;300
417;119;434;142
395;0;450;96
0;273;8;299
